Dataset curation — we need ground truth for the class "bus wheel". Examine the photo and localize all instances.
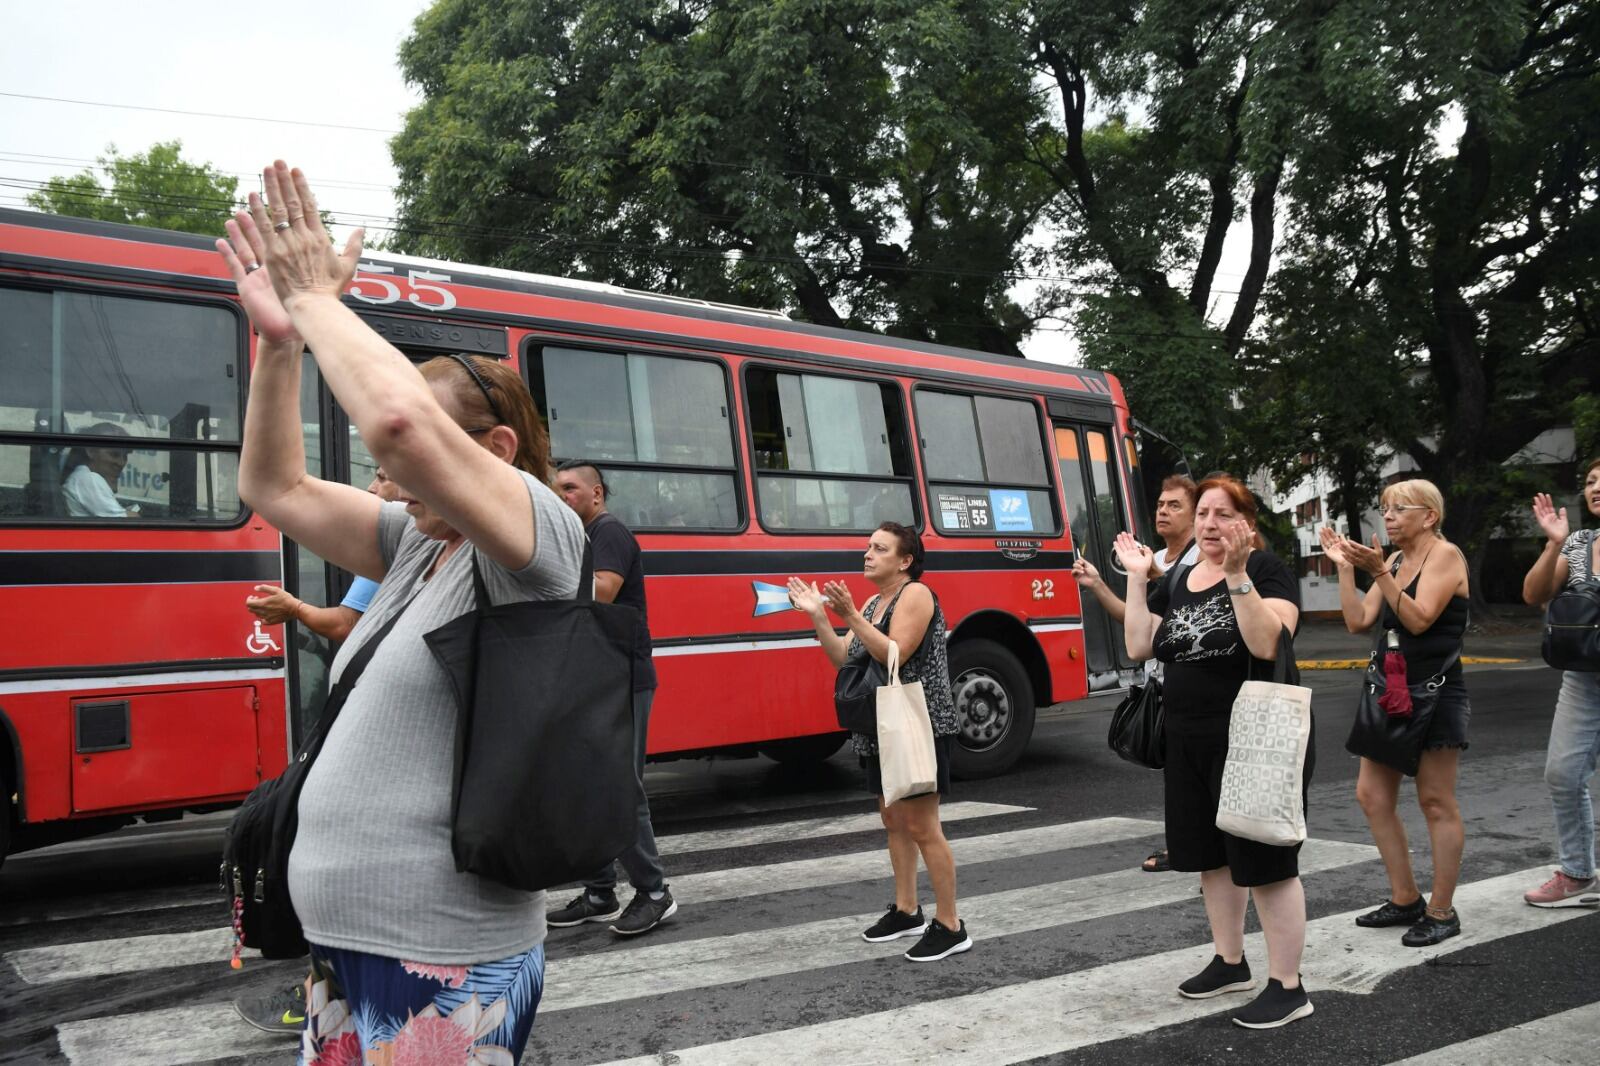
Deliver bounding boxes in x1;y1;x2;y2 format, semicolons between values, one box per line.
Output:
948;639;1035;779
0;768;10;874
759;733;849;766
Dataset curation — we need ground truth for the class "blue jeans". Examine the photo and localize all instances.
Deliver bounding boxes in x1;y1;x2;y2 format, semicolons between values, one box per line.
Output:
585;688;666;896
1546;670;1600;880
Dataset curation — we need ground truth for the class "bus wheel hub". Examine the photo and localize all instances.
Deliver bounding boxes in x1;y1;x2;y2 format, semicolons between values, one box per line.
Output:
954;672;1010;750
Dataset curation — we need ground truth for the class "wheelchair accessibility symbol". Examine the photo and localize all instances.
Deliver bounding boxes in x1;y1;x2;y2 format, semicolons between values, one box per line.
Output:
246;619;282;655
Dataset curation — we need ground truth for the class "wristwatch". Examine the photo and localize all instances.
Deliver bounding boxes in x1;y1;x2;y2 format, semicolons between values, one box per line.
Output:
1227;579;1253;596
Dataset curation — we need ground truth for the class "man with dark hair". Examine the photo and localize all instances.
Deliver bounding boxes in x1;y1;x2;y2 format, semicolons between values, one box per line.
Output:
548;460;675;936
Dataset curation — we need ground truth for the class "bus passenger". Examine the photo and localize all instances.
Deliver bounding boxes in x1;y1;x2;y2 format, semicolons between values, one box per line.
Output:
1116;475;1312;1029
216;161;585;1064
61;423;137;518
787;522;973;962
548;460;676;937
1072;473;1199;872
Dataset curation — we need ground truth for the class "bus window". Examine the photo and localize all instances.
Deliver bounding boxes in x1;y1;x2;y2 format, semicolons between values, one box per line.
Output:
915;389;1057;535
0;284;243;524
746;367;916;532
531;346;739;530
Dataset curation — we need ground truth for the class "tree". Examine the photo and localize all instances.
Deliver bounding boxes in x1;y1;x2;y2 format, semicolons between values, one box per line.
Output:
1261;0;1600;603
390;0;1053;354
26;141;240;237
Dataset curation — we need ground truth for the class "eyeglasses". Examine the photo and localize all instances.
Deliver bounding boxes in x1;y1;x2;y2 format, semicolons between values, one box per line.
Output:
1379;504;1428;516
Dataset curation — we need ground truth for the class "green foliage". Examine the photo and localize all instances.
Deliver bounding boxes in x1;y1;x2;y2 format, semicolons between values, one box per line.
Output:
26;141;239;237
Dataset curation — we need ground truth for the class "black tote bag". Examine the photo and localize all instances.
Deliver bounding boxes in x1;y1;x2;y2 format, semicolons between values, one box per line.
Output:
833;585;913;733
424;543;640;892
1107;679;1165;769
1344;629;1461;777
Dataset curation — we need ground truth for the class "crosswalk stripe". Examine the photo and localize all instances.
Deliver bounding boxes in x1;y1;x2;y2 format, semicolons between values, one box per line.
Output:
8;814;1144;986
54;1003;285;1066
592;865;1600;1066
1386;1000;1600;1065
657;801;1032;854
0;804;1027;930
543;837;1377;1013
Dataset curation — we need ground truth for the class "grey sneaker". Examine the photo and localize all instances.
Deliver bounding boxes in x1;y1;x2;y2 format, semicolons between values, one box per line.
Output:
232;982;305;1035
611;888;677;936
547;891;624;927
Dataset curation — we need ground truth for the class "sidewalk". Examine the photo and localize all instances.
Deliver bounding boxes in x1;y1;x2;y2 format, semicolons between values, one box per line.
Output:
1294;612;1542;669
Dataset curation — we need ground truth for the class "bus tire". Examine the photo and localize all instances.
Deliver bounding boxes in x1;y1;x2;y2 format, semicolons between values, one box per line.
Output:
0;767;10;874
759;733;849;766
947;639;1035;779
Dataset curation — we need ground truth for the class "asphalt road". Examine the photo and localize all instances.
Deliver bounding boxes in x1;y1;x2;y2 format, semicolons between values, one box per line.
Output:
1;661;1595;1065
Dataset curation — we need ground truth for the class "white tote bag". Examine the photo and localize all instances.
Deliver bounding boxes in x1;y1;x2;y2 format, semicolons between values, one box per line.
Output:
876;642;939;805
1215;674;1314;846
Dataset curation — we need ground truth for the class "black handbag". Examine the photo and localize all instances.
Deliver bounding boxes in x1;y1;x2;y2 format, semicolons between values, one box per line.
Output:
1104;554;1194;770
1108;679;1166;769
833;585;914;733
424;543;640;892
1542;577;1600;672
222;594;411;962
1344;628;1461;776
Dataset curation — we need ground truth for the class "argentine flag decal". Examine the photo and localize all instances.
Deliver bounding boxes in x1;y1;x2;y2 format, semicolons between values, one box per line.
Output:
751;581;796;617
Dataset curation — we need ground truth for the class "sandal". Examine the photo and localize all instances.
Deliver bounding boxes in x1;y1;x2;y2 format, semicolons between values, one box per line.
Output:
1141;849;1170;873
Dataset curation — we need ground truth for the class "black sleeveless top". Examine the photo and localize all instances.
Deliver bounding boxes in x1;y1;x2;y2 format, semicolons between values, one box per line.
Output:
1380;545;1468;684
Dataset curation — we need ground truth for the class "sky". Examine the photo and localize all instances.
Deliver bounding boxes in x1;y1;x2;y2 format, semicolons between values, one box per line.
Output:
0;1;1252;366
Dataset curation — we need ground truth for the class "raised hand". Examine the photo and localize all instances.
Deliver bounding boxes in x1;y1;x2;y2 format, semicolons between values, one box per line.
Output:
1220;519;1253;576
251;161;363;312
1344;533;1388;577
244;585;299;624
215;214;297;344
1531;492;1569;545
1318;525;1350;567
821;580;861;621
1111;531;1155;580
1071;557;1102;589
786;577;826;618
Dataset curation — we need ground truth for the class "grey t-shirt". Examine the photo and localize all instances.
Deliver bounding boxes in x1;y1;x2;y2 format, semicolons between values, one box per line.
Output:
289;471;585;963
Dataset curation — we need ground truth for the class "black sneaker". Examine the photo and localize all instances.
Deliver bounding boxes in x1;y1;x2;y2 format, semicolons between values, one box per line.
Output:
904;918;972;962
862;904;928;943
1231;978;1314;1029
1354;897;1426;928
547;891;623;928
1178;954;1255;999
232;982;305;1035
1401;908;1461;947
611;888;677;936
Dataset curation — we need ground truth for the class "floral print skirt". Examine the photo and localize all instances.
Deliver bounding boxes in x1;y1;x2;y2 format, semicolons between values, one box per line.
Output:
299;941;545;1065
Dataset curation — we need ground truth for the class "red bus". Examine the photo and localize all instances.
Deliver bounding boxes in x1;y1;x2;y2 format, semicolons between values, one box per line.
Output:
0;207;1180;868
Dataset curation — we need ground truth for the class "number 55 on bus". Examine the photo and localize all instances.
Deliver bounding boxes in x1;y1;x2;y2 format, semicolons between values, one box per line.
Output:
0;207;1184;867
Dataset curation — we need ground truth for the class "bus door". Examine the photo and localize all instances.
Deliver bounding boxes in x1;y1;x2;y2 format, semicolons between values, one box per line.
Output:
1052;410;1141;688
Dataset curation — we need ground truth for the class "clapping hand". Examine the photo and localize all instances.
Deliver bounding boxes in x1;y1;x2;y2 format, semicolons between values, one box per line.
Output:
1111;531;1155;580
1318;525;1351;568
786;577;826;618
1342;533;1388;576
250;161;363;312
821;580;861;621
1220;519;1253;576
215;214;298;344
1531;492;1569;545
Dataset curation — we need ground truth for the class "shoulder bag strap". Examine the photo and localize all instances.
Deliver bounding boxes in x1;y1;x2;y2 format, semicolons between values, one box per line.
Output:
470;534;595;609
312;587;417;745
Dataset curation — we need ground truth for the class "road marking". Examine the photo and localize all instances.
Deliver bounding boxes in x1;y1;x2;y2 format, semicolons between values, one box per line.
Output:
658;801;1032;854
55;1003;286;1066
0;884;220;929
544;838;1377;1013
7;816;1152;985
1387;1000;1600;1064
593;865;1598;1066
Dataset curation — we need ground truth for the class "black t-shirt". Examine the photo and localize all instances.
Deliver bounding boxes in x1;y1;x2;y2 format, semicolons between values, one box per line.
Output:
587;511;656;691
1147;550;1299;735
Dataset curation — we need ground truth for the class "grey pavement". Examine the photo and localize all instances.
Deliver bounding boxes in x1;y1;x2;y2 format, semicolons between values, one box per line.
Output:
1293;611;1543;664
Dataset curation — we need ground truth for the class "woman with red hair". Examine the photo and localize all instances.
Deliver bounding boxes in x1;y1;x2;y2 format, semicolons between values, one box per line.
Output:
1116;475;1311;1029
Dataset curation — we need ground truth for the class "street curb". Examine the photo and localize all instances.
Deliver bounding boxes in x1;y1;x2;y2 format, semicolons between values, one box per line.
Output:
1296;656;1525;670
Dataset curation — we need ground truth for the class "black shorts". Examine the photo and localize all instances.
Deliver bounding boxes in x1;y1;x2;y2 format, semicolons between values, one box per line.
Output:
1164;723;1316;888
1421;679;1470;755
861;732;954;800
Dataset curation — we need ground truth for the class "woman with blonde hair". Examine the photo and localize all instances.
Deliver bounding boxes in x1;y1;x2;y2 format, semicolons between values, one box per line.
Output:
1320;478;1471;946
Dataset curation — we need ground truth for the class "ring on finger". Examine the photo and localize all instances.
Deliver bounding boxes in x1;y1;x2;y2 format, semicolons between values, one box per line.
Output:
245;262;262;274
274;220;292;232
